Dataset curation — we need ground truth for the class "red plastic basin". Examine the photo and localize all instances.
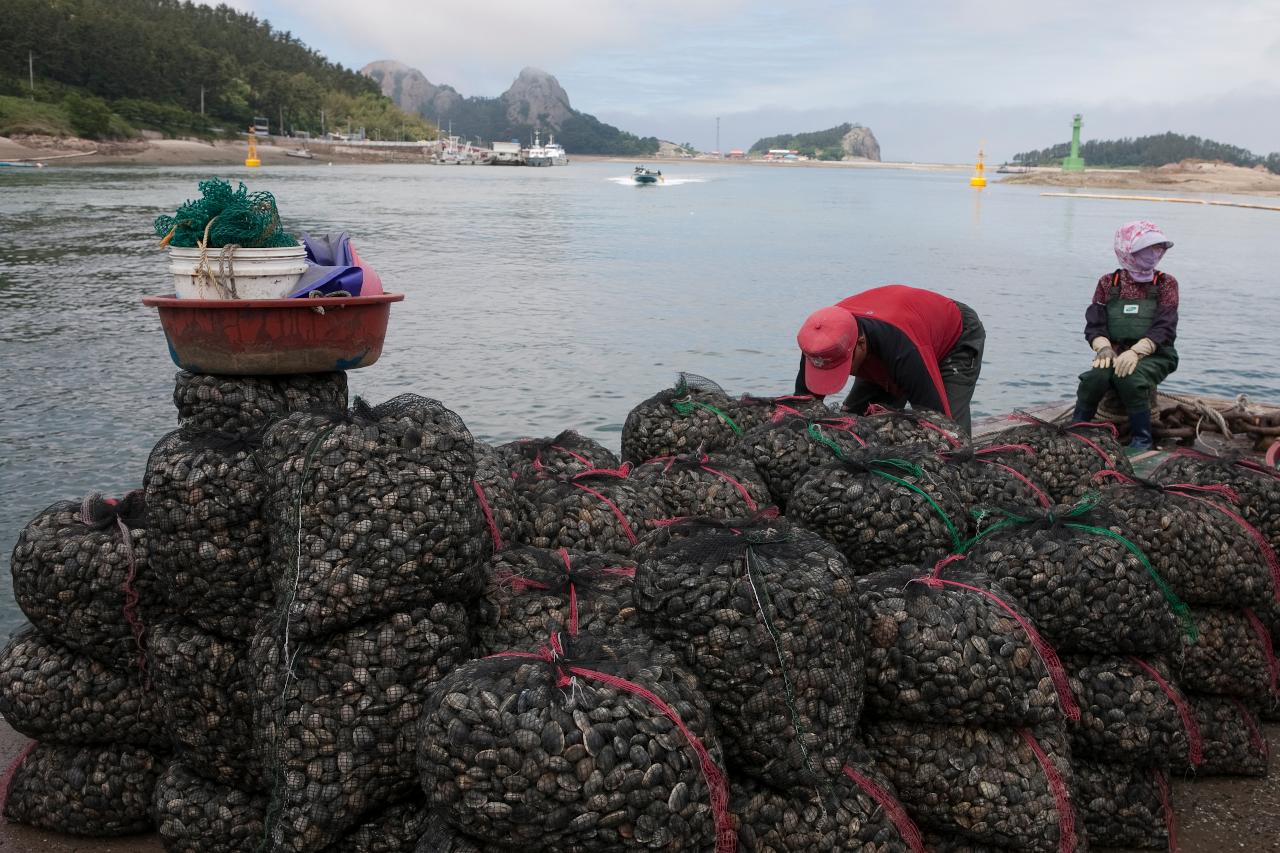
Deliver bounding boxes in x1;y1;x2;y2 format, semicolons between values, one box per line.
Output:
143;293;404;375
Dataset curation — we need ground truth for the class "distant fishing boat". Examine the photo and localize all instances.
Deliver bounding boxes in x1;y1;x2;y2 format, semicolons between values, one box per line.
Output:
525;131;552;167
633;166;663;185
544;134;568;166
0;161;43;168
285;148;315;160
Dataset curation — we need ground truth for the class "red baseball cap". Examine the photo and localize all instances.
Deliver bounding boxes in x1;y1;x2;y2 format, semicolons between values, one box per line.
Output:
797;306;858;396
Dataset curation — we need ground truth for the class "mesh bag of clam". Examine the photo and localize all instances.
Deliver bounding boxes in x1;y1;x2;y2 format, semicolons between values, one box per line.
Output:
472;444;522;553
173;370;348;436
1153;449;1280;546
154;760;270;853
1073;761;1175;850
936;444;1053;514
982;414;1133;503
855;558;1077;727
726;393;832;434
1096;471;1280;608
474;546;638;655
621;373;745;464
9;492;152;670
333;796;431;853
630;451;771;520
0;741;163;836
0;625;168;751
262;395;490;640
417;631;735;853
145;428;275;639
732;745;926;853
634;515;864;787
964;497;1190;655
1174;695;1270;777
739;414;869;511
515;465;666;556
414;812;497;853
149;617;264;789
1063;654;1201;769
864;720;1082;853
251;602;472;853
497;430;620;483
1175;606;1278;702
788;448;969;574
857;405;967;450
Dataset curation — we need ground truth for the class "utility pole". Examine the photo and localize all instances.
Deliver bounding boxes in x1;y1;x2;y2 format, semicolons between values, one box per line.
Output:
715;116;720;157
29;51;35;100
279;105;284;138
320;109;325;137
199;85;204;116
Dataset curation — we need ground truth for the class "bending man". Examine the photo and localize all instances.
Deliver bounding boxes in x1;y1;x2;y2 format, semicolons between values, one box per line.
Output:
794;284;986;433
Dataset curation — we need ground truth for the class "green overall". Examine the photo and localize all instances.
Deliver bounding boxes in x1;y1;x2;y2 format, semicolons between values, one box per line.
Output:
1076;271;1179;414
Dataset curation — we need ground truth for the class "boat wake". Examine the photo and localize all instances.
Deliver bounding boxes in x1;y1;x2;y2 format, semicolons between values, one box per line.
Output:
607;176;707;186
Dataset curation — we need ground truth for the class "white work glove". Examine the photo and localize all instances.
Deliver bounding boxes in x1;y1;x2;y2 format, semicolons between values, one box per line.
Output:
1090;336;1116;369
1114;338;1157;378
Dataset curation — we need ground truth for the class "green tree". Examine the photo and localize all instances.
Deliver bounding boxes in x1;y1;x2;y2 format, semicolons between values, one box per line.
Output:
63;91;112;138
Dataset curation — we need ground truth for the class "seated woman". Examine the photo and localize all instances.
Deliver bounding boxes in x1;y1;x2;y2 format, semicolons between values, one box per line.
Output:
1072;220;1178;450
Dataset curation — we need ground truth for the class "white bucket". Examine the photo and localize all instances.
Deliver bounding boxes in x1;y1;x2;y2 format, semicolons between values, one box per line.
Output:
168;244;309;300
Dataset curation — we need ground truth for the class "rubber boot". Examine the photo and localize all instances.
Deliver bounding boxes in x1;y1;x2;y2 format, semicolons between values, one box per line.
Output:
1071;404;1096;425
1127;410;1154;451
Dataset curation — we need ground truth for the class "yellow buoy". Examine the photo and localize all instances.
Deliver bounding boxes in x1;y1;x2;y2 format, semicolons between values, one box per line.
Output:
245;127;261;168
969;145;986;188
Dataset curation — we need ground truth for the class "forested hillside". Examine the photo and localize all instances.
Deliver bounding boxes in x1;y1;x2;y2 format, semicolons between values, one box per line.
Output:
1013;132;1280;174
0;0;434;140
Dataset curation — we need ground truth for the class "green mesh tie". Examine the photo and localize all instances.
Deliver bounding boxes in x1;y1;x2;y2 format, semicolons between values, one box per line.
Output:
807;422;848;459
868;461;963;553
671;397;742;435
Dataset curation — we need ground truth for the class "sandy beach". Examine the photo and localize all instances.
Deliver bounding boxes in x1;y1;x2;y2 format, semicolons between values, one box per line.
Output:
0;134;435;167
1000;160;1280;197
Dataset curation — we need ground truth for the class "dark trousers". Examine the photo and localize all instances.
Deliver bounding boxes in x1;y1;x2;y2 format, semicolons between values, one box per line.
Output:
833;302;986;433
1076;346;1178;414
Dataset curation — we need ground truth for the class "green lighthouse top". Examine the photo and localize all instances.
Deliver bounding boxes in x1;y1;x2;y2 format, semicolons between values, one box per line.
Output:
1063;113;1085;172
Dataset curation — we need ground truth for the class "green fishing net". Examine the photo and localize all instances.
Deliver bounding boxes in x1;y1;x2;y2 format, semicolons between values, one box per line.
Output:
154;178;297;249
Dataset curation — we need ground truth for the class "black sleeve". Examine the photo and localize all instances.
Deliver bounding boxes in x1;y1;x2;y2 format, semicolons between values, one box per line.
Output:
858;319;947;413
1084;303;1110;343
795;354;816;396
841;377;894;413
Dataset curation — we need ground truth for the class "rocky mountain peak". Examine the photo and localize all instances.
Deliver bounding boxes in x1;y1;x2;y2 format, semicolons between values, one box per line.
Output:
501;68;573;129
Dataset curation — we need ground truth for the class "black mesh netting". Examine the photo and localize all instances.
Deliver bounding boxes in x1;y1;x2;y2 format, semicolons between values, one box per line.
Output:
936;445;1053;515
475;546;638;655
145;428;274;639
326;796;430;853
496;430;621;483
414;812;494;853
725;393;832;434
262;395;489;640
621;374;745;464
855;562;1073;727
964;498;1187;655
863;720;1082;853
739;414;869;511
1175;606;1278;701
515;466;666;556
630;451;771;520
1153;450;1280;550
1261;598;1280;722
857;406;967;451
1064;654;1199;768
732;744;925;853
1074;761;1173;851
472;444;522;553
982;415;1134;503
149;617;263;790
788;449;969;574
9;492;153;668
154;760;270;853
173;370;348;437
1099;473;1280;608
0;624;168;750
0;742;163;836
251;602;471;853
1174;695;1270;777
633;516;864;788
417;632;733;853
920;834;1031;853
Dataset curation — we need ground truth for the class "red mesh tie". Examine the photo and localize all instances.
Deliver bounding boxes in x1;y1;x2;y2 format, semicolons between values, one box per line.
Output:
918;557;1079;720
473;480;505;552
1008;414;1114;462
1153;769;1178;853
1231;699;1268;758
1173;492;1280;603
116;516;149;685
699;464;759;511
1129;656;1202;767
982;460;1052;508
1166;447;1280;482
869;404;963;448
976;443;1038;457
1019;728;1077;853
841;766;926;853
570;483;637;546
1242;609;1280;696
0;740;36;822
560;549;579;636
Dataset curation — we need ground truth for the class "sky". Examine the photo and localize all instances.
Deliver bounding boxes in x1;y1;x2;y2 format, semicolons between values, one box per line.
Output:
225;0;1280;162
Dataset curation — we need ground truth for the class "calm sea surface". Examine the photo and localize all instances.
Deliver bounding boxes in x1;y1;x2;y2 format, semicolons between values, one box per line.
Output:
2;161;1278;636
